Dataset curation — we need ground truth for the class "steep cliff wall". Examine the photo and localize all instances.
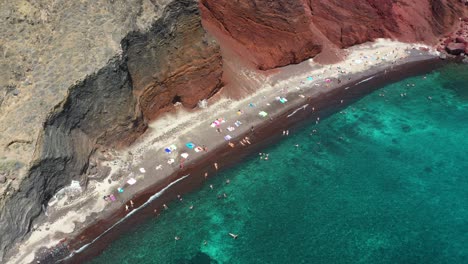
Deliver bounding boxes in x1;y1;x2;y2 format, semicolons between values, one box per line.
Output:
124;0;223;120
0;58;144;261
200;0;466;69
0;0;222;261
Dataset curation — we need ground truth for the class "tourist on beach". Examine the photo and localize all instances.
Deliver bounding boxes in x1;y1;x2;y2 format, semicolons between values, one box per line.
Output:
204;172;208;179
130;200;134;207
214;162;218;170
125;205;129;211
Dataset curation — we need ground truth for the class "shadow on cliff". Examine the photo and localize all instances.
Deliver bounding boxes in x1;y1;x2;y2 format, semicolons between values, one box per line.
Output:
0;0;223;261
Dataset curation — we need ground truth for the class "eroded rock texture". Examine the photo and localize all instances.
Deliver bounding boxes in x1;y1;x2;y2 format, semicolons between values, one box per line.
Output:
125;1;223;120
0;0;222;261
200;0;466;69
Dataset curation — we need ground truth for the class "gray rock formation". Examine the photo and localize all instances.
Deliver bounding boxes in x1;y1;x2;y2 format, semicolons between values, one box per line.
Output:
0;0;223;261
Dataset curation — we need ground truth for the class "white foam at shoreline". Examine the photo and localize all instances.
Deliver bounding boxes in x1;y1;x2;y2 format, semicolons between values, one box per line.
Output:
355;76;376;85
59;174;190;261
287;104;309;118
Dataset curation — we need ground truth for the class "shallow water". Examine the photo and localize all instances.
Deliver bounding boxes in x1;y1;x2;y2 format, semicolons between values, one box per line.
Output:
89;64;468;264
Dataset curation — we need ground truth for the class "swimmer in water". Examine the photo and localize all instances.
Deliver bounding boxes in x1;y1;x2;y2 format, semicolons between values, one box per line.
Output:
210;184;213;190
163;204;169;210
189;205;194;210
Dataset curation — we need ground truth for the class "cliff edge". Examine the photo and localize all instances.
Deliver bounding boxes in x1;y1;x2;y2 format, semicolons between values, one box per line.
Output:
0;0;222;261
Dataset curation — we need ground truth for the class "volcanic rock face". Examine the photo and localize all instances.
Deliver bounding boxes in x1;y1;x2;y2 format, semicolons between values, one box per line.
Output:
125;1;223;120
0;0;222;261
200;0;466;69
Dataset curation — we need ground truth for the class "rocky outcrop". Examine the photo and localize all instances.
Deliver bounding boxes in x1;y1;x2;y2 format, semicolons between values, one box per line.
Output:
0;57;144;262
125;0;223;120
200;0;467;69
438;16;468;57
446;42;466;55
0;0;222;261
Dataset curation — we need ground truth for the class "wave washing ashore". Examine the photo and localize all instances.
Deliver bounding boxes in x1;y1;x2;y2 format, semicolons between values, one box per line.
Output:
5;40;446;263
87;63;468;264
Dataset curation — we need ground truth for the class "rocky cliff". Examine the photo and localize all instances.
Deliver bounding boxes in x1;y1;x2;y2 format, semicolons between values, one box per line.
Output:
200;0;466;69
0;0;222;261
0;0;466;262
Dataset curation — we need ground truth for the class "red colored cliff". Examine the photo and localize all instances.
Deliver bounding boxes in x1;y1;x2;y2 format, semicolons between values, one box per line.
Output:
200;0;467;69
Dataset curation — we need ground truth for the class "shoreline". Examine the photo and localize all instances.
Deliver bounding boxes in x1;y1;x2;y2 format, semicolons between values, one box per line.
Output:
3;40;447;264
62;55;446;264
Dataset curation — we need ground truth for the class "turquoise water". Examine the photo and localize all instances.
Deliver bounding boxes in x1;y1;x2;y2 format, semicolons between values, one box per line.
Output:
89;64;468;264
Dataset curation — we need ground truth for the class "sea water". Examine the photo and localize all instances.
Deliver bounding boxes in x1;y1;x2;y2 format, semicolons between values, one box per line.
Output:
89;64;468;264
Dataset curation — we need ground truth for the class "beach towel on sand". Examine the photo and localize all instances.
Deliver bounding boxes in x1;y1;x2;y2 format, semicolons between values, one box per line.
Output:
259;111;268;117
127;178;137;185
194;146;203;152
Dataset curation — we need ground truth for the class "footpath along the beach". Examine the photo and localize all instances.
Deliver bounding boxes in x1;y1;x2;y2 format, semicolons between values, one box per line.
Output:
5;40;444;264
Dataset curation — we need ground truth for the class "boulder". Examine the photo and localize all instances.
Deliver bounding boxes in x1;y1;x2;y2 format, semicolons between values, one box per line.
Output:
446;42;466;55
0;175;6;184
455;36;466;43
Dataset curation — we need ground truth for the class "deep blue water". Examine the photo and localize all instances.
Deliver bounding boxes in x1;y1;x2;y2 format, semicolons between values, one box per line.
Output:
89;64;468;264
